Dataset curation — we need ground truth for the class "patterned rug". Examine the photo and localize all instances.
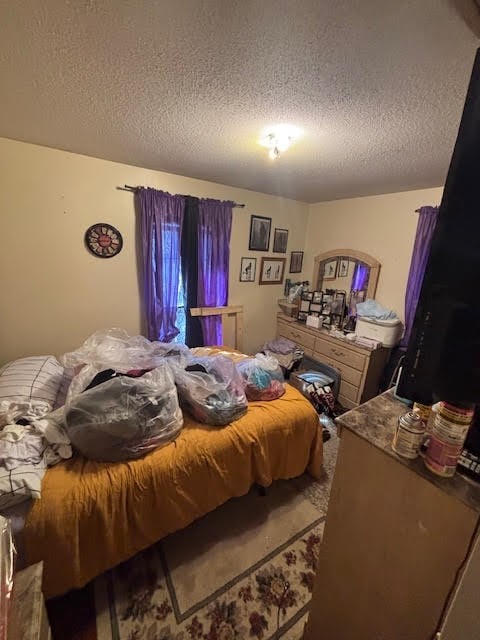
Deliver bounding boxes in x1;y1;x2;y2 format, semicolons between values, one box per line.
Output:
94;435;339;640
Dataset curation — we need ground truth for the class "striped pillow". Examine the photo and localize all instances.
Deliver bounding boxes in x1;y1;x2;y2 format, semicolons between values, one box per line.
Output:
0;462;45;510
0;356;64;424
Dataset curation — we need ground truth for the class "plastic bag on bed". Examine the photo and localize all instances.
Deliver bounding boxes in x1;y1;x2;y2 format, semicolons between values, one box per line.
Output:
64;365;183;461
61;328;188;402
169;355;248;426
236;354;286;401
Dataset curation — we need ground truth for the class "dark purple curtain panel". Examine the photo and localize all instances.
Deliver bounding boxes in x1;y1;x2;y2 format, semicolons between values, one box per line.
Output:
137;188;185;342
197;199;234;345
401;205;439;347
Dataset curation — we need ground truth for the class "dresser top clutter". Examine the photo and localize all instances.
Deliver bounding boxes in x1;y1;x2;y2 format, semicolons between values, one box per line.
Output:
278;248;396;408
277;313;390;408
337;390;480;511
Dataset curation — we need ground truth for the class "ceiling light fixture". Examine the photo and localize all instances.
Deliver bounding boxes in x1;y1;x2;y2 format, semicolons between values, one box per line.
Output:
258;124;302;160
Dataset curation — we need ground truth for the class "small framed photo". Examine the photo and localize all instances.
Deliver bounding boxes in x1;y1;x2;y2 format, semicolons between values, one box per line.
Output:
249;215;271;251
323;259;338;280
259;257;286;285
239;257;256;282
300;299;311;312
338;258;350;278
297;311;308;322
331;298;345;316
309;303;322;313
302;291;313;301
289;251;304;273
312;290;323;304
273;228;289;253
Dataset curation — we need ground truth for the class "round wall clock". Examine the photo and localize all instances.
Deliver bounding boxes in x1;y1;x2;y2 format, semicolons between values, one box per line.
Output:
85;223;123;258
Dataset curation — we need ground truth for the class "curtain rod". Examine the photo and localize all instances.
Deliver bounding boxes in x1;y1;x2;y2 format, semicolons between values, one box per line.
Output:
415;205;439;212
118;184;246;208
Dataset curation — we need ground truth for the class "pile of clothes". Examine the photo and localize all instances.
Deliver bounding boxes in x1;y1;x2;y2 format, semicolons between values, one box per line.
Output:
170;355;248;426
236;354;285;401
0;330;293;505
262;337;304;377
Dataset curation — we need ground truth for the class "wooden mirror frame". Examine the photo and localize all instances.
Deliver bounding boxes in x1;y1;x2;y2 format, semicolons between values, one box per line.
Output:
312;249;381;299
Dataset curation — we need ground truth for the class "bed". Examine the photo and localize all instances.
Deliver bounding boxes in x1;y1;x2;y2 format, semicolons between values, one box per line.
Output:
21;383;322;598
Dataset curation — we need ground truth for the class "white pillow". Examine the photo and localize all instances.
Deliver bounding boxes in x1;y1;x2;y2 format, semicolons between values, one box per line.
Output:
0;462;45;510
0;356;64;426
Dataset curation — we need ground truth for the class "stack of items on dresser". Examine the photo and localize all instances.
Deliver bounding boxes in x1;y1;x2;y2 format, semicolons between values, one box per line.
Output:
354;300;403;349
0;330;289;507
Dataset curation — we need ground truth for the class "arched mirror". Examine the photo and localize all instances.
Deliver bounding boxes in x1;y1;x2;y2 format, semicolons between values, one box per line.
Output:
312;249;380;312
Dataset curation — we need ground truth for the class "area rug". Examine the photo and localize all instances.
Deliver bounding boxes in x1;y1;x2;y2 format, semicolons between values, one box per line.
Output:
94;435;339;640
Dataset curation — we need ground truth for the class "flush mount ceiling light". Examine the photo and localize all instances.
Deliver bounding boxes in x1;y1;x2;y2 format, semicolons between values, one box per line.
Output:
258;124;302;160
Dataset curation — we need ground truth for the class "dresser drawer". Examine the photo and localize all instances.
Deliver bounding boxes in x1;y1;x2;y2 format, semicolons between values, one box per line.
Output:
339;379;360;403
338;393;357;410
279;325;316;351
314;337;366;372
317;356;363;387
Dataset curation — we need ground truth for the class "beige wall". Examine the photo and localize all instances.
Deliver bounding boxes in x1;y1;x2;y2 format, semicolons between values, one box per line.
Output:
304;187;444;321
0;138;309;363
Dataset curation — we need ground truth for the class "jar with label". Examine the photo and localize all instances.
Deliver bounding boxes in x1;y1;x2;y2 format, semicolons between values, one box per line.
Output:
392;411;426;459
424;402;475;477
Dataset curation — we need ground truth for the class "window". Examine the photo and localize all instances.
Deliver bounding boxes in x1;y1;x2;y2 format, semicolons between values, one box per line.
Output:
151;222;186;344
172;272;186;344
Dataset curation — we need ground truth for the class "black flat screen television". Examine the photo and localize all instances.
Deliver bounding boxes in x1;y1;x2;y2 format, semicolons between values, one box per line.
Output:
397;48;480;406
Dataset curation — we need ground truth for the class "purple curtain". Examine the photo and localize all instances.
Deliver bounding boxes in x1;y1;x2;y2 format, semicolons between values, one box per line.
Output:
351;262;369;292
197;198;234;345
137;188;185;342
401;205;439;347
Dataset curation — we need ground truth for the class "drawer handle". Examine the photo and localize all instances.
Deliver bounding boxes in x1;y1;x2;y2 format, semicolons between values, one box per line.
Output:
291;332;301;338
331;348;345;358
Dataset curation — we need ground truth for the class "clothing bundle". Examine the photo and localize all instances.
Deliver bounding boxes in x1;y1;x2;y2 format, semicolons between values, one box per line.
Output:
60;329;184;461
356;299;397;321
262;337;303;374
0;330;293;509
236;354;285;401
64;366;183;462
169;355;248;426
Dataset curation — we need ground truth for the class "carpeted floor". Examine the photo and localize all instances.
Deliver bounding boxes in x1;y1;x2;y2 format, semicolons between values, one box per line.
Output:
47;434;339;640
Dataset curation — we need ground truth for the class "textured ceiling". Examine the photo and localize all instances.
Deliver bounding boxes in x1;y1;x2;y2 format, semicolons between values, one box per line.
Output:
0;1;479;202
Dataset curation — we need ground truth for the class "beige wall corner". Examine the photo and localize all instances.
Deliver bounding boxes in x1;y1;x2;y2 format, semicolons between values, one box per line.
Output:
304;187;444;321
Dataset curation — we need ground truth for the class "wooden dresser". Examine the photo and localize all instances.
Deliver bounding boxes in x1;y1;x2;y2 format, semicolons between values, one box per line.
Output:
277;313;390;408
304;393;480;640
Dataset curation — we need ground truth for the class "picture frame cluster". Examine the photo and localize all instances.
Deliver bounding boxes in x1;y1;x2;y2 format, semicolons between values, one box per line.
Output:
297;289;347;328
240;214;304;284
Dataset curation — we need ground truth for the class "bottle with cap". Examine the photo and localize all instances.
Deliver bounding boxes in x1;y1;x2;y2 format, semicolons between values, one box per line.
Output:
392;411;426;459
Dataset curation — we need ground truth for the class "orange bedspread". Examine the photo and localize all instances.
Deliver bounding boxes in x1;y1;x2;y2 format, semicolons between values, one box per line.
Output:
23;384;322;598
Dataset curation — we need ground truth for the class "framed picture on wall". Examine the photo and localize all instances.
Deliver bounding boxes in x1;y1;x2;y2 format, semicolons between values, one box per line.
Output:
259;257;286;285
273;228;289;253
249;215;271;251
239;257;256;282
289;251;304;273
323;259;338;280
338;258;349;278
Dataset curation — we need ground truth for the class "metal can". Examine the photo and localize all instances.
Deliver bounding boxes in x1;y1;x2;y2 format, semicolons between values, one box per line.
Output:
424;401;474;477
412;402;432;424
392;411;426;459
